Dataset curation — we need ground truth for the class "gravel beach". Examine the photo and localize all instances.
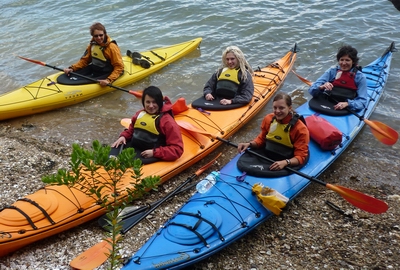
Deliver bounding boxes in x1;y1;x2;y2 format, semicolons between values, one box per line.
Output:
0;124;399;270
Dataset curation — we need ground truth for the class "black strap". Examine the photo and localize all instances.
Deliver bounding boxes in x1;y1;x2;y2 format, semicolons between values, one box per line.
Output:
150;50;165;61
178;211;225;241
1;206;37;230
168;222;209;247
18;198;56;225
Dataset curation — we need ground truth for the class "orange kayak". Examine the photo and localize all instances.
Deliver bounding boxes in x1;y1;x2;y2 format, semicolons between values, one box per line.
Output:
0;43;298;257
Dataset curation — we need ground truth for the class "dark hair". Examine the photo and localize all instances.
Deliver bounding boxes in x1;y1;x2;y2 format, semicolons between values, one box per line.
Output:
273;92;292;106
142;86;164;111
90;22;107;36
336;45;359;66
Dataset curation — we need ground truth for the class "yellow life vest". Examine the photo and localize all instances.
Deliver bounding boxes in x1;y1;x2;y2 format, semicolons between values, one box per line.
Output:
132;111;161;150
266;119;294;147
216;67;240;99
90;40;116;71
265;117;294;160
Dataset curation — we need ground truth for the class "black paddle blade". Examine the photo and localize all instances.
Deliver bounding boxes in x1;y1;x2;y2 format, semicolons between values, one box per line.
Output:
98;205;150;231
389;0;400;11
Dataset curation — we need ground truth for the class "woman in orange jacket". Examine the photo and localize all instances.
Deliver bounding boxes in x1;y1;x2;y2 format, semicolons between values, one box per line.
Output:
63;22;124;86
238;92;309;171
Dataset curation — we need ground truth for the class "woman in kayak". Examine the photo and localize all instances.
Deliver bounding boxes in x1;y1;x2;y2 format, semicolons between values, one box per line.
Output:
110;86;184;164
63;22;124;86
203;46;254;105
237;92;309;171
308;45;367;111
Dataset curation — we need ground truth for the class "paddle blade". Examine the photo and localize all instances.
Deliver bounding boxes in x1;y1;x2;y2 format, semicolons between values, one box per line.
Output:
18;55;46;66
176;120;213;136
326;184;388;214
292;70;312;86
69;237;113;269
195;152;221;176
120;118;131;129
129;90;143;98
364;119;398;145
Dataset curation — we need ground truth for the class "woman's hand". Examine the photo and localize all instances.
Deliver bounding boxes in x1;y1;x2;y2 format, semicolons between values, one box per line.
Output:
320;82;333;91
205;93;214;100
220;99;232;105
98;79;110;86
141;149;154;158
237;142;251;153
63;68;73;74
269;160;286;170
334;101;348;110
111;136;126;148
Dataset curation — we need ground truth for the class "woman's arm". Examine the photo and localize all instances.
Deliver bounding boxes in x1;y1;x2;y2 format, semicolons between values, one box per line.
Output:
347;72;368;111
232;70;254;104
104;42;124;82
308;68;336;97
203;71;218;97
153;115;184;161
291;121;310;165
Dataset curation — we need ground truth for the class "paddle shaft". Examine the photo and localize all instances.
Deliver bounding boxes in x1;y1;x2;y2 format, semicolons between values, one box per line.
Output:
121;152;220;232
70;153;220;269
121;173;197;233
218;137;388;214
98;181;198;230
292;69;398;145
219;138;328;186
18;56;137;94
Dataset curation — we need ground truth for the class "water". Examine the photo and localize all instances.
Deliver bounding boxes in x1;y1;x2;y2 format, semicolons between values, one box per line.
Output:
0;3;399;167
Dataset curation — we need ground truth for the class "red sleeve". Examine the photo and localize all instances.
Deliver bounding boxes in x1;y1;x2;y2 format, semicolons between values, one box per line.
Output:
290;121;310;165
153;114;184;161
253;113;274;148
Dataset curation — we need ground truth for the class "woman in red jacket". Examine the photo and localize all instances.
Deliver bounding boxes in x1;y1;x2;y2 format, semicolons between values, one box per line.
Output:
110;86;183;164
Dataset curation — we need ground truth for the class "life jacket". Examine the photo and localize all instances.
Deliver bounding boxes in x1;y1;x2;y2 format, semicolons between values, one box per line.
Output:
90;40;116;74
131;111;165;150
330;67;358;102
216;67;240;99
264;113;303;161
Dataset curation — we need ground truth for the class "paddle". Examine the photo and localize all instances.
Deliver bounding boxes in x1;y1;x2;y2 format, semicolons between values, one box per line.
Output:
69;153;221;270
217;137;389;214
291;70;398;146
18;56;143;97
97;180;200;231
121;117;216;137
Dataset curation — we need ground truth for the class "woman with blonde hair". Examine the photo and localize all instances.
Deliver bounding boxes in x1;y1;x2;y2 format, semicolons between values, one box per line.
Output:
203;46;254;105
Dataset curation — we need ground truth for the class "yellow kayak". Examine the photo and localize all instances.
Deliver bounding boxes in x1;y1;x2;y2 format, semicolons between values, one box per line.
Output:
0;43;297;257
0;38;202;121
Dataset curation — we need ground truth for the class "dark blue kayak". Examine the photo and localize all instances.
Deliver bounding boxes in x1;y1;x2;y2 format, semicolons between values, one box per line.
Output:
121;42;396;270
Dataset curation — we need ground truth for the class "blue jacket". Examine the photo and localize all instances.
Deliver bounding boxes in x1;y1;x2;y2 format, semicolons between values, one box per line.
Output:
308;66;367;111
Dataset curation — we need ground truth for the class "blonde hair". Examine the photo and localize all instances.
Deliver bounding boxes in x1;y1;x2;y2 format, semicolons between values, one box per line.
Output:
221;46;254;81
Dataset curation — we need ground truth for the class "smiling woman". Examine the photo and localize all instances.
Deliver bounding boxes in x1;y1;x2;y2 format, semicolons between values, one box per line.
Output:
237;92;310;172
110;86;184;164
60;22;124;86
1;1;400;269
308;45;368;113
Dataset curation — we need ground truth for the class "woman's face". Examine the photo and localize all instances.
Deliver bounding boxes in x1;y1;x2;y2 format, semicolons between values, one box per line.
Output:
272;99;291;121
144;95;160;115
338;54;353;71
92;29;105;44
225;52;238;69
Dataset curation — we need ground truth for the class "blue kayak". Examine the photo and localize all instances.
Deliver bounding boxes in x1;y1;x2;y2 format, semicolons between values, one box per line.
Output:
121;42;396;270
